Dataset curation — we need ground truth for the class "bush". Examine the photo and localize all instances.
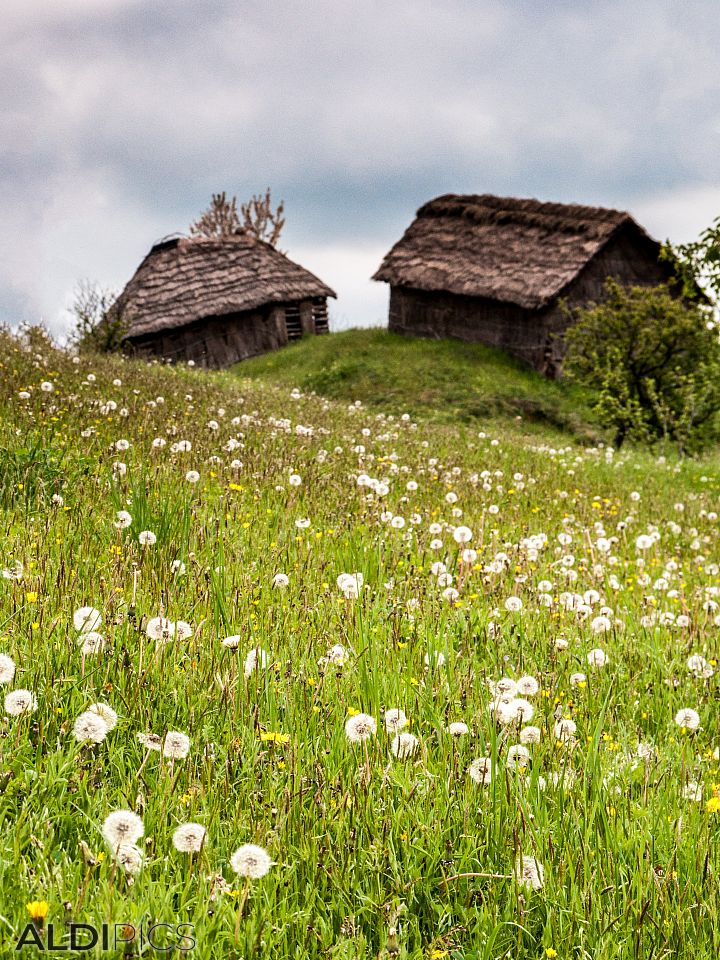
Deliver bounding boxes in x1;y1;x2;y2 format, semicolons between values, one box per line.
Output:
563;280;720;453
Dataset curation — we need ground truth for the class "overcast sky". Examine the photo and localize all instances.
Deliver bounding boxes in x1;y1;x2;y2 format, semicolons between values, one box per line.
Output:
2;0;719;337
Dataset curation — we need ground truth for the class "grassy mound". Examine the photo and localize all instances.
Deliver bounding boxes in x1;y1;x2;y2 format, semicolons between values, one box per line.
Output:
233;329;598;439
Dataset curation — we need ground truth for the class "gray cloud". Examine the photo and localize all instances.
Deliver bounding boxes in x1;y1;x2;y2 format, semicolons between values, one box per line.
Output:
1;0;719;335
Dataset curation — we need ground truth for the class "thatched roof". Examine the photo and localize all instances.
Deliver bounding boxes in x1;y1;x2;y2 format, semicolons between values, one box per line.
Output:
373;194;662;309
118;234;336;340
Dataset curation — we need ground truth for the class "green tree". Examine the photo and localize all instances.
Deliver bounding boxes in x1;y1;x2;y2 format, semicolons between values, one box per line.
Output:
661;215;720;306
563;280;720;453
69;280;125;353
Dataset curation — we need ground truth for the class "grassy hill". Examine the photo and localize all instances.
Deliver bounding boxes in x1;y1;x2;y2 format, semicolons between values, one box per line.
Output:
232;329;599;439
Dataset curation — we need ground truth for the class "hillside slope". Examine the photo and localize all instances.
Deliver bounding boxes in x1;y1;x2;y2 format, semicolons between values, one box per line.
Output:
232;329;598;438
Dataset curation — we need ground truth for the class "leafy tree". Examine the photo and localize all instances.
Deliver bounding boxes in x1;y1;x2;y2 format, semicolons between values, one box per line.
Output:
190;189;285;247
661;215;720;306
69;280;125;353
562;280;720;453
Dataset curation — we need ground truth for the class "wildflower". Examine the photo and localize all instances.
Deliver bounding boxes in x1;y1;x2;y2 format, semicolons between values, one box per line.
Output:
138;530;157;546
102;810;144;849
244;647;269;678
325;644;349;665
230;843;272;879
687;655;714;679
553;718;577;743
26;901;49;922
468;757;493;785
384;708;408;733
514;854;545;890
453;525;472;544
569;672;586;687
114;510;132;529
79;632;105;655
0;654;16;684
173;823;207;853
448;721;469;736
590;616;612;634
272;573;289;588
674;708;700;731
507;744;531;770
391;732;419;758
222;634;241;649
88;703;118;731
520;725;541;744
706;797;720;813
113;843;144;876
146;617;175;642
163;731;191;759
73;710;109;744
345;713;377;743
424;650;446;668
73;606;102;633
137;732;163;751
587;648;608;668
5;689;38;716
175;621;193;641
337;572;364;599
505;596;523;612
516;675;539;696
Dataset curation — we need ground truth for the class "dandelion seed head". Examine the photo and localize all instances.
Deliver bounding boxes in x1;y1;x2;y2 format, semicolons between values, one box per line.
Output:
173;822;207;853
230;843;272;879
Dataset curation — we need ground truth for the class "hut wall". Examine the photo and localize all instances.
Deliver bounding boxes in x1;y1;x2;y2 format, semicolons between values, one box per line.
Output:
126;306;288;369
540;224;675;373
388;285;545;368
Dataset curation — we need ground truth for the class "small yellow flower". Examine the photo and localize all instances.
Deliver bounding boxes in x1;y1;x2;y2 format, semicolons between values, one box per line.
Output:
25;592;38;603
347;707;360;717
545;950;558;959
259;731;290;744
26;901;49;921
228;483;242;491
96;852;106;863
705;797;720;813
430;951;449;959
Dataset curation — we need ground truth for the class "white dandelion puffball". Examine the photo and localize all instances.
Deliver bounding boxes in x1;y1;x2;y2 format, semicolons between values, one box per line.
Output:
138;530;157;546
0;654;16;685
222;634;241;649
448;721;469;736
516;675;540;697
554;718;577;742
424;650;446;668
468;757;493;785
88;703;118;731
185;470;200;483
4;689;38;716
345;713;377;743
113;843;144;876
384;708;408;733
587;648;608;668
114;510;132;529
515;855;545;890
674;708;700;731
391;732;419;758
175;621;193;641
146;617;176;642
687;655;714;679
73;606;102;633
569;672;587;687
272;573;289;588
79;632;106;655
230;843;273;879
326;644;349;665
244;647;269;678
163;731;191;759
453;525;473;544
520;725;542;745
137;732;163;751
507;744;531;770
73;710;109;744
173;822;207;853
102;810;144;849
337;572;364;599
505;596;523;613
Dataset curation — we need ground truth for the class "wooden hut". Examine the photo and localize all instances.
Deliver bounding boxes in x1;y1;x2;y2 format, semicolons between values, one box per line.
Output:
373;194;676;376
117;234;336;368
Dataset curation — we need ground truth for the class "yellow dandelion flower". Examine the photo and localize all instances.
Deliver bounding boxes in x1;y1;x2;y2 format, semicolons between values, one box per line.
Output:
26;901;49;921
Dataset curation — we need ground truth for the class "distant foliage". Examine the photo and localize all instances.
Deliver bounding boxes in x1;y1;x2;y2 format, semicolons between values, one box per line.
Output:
563;280;720;453
661;214;720;306
70;280;124;354
190;189;285;248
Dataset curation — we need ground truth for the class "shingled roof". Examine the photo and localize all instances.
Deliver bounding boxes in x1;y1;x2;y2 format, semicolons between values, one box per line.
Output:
118;234;336;339
372;194;661;310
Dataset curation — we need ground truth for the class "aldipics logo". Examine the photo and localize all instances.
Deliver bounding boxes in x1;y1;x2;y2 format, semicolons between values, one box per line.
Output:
14;922;196;953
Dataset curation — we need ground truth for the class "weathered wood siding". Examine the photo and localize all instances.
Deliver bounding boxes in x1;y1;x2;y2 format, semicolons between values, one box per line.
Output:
124;299;323;368
388;286;545;368
389;223;675;377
